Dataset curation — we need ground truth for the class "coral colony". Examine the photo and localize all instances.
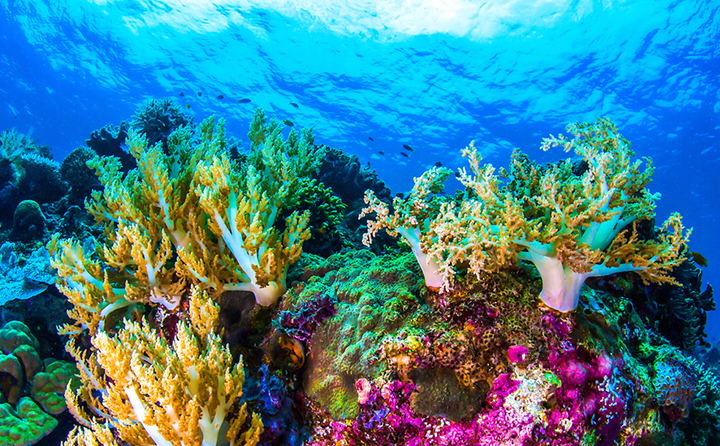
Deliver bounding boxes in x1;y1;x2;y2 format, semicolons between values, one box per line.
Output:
2;105;716;446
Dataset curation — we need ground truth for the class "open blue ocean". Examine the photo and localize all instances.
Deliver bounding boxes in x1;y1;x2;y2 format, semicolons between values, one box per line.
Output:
0;2;719;445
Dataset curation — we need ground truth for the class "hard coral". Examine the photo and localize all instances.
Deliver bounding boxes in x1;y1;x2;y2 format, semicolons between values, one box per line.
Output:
0;397;58;446
60;146;101;202
652;350;698;422
131;97;192;150
30;360;77;416
16;153;67;204
0;321;75;446
0;243;55;307
85;121;134;170
283;250;426;420
12;200;45;241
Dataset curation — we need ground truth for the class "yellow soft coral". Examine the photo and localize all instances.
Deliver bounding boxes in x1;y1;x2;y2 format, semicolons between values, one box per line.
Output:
50;114;313;344
181;152;310;306
427;117;689;312
63;287;263;446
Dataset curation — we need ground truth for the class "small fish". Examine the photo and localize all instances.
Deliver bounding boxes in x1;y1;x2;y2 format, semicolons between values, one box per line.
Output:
690;252;708;267
238;98;251;103
454;171;461;178
435;162;442;167
368;137;375;142
197;91;202;97
179;92;185;97
403;144;414;152
283;119;294;126
217;94;224;100
290;102;299;108
401;152;409;157
378;151;385;155
185;104;191;108
262;330;305;371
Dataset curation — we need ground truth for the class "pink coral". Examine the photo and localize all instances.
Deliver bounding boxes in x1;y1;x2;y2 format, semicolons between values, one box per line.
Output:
546;347;628;445
508;345;529;364
485;373;521;409
355;378;372;405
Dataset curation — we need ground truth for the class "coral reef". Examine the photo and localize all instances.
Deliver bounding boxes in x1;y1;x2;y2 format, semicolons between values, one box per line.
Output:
678;355;720;445
40;111;717;446
0;129;51;160
433;119;687;312
50;112;316;345
587;232;714;351
316;146;392;209
48;108;330;444
15;153;67;205
360;166;452;288
645;260;714;350
281;250;428;420
291;177;351;257
316;146;394;250
0;130;63;224
288;252;714;445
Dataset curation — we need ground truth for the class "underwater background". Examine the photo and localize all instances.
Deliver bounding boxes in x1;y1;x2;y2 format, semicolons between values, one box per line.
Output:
2;0;717;335
0;1;719;445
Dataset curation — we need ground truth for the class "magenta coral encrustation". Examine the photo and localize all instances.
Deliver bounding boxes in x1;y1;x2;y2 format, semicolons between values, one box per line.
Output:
507;345;529;364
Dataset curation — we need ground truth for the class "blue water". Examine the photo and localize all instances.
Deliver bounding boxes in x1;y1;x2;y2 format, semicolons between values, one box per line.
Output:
1;1;718;336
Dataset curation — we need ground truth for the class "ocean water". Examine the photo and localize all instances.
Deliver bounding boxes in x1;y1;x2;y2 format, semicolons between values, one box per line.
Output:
0;0;718;336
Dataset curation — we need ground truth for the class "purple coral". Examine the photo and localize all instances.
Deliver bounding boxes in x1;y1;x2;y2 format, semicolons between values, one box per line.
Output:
485;373;520;409
278;293;337;342
545;348;628;445
244;365;304;446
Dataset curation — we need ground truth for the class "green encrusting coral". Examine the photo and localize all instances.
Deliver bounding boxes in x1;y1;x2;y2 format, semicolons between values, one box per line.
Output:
282;242;718;444
282;249;429;419
282;247;556;421
0;321;77;446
